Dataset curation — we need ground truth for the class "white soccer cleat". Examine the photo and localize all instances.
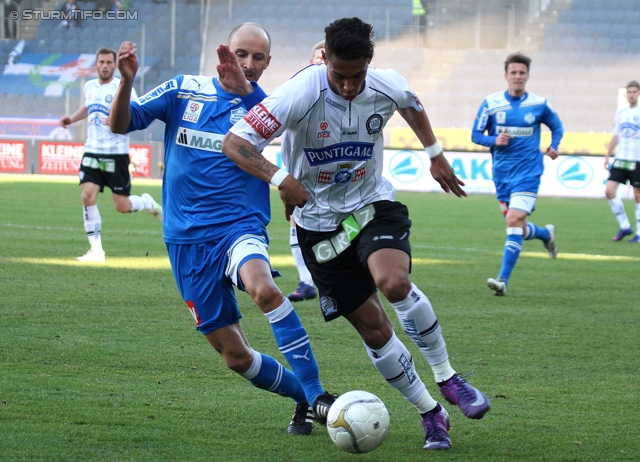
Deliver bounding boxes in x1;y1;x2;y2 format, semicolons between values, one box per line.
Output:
141;193;163;222
76;249;105;263
543;224;558;259
487;277;506;296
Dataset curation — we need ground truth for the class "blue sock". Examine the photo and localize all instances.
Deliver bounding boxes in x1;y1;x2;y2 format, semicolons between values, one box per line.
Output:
524;222;550;242
240;350;307;403
266;299;324;406
499;227;523;285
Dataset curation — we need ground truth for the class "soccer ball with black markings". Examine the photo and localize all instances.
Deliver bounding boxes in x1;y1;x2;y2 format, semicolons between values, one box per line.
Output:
326;390;390;454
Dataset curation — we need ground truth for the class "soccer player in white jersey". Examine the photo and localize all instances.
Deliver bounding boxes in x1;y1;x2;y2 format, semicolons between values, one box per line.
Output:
223;17;490;451
471;52;564;296
286;40;325;303
604;80;640;243
59;47;162;263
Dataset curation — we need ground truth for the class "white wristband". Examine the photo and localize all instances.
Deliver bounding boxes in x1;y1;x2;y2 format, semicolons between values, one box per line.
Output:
269;169;289;187
425;142;443;158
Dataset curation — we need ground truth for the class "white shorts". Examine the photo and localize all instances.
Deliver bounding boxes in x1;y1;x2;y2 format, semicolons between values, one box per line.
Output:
509;192;537;215
225;234;276;290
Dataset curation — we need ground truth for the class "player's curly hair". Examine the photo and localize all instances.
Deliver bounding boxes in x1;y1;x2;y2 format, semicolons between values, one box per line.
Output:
324;17;374;61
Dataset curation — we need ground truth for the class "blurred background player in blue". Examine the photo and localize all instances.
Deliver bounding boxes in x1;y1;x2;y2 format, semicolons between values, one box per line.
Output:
109;24;332;436
286;40;324;303
604;80;640;243
472;52;563;296
59;47;162;263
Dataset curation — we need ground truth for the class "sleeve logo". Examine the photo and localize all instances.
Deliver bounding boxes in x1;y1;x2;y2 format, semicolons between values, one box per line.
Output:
243;103;282;139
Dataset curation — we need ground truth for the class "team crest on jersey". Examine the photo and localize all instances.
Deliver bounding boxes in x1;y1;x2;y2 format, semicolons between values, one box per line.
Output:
366;114;383;135
497;111;506;124
230;108;246;124
524;112;536;124
105;94;113;103
182;101;204;123
317;163;366;185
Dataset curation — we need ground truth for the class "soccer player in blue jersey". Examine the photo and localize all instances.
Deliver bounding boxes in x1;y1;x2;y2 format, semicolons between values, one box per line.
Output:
472;52;564;296
108;23;333;435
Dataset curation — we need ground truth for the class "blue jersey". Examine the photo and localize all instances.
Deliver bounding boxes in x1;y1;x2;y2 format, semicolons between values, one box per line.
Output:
127;75;270;244
471;91;564;183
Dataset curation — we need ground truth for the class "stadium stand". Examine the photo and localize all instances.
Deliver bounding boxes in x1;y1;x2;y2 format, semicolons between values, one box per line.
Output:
2;0;640;141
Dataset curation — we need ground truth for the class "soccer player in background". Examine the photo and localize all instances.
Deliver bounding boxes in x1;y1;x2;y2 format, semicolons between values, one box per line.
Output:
604;80;640;243
59;47;162;263
109;24;333;436
471;52;564;296
286;40;325;303
223;17;490;451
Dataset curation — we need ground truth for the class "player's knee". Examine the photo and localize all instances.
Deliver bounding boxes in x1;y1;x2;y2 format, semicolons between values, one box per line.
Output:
377;275;411;304
248;281;282;311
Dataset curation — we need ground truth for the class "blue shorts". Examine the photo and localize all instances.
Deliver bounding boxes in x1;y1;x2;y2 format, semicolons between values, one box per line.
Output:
166;231;275;335
494;176;540;215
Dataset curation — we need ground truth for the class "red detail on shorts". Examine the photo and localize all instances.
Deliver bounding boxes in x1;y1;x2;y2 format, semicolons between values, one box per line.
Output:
244;103;282;139
499;200;509;217
320;121;328;130
185;300;202;325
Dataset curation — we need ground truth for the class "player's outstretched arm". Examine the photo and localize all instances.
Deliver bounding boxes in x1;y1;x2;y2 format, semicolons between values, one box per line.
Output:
222;133;307;220
110;41;138;134
59;105;88;128
398;106;467;197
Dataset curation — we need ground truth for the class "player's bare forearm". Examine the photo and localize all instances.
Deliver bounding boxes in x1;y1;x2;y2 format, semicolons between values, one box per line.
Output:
109;80;133;134
222;133;278;183
110;41;138;134
398;106;438;148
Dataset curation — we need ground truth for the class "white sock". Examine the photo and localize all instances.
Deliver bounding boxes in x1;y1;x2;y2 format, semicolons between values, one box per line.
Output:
609;197;631;229
391;283;451;369
636;203;640;234
365;332;438;414
129;195;145;212
83;205;102;251
290;227;313;285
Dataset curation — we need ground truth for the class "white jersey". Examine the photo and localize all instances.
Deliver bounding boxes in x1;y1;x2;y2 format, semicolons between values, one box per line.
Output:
83;78;138;154
612;105;640;162
230;64;422;232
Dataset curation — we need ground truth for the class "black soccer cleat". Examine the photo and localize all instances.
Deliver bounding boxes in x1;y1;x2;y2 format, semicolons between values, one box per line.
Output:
312;392;337;426
288;402;313;435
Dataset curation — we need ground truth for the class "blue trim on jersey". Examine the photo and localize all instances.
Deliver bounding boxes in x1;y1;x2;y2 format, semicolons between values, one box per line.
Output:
127;75;270;244
471;91;564;184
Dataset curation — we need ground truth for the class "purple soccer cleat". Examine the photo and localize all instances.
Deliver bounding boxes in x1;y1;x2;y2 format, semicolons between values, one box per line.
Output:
422;403;452;450
439;374;490;419
287;282;317;302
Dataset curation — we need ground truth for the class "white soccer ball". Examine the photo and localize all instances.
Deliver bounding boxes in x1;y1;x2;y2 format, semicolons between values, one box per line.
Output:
326;390;390;454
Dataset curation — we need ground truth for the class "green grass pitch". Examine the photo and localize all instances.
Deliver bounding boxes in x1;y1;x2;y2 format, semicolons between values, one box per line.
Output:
0;175;638;461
